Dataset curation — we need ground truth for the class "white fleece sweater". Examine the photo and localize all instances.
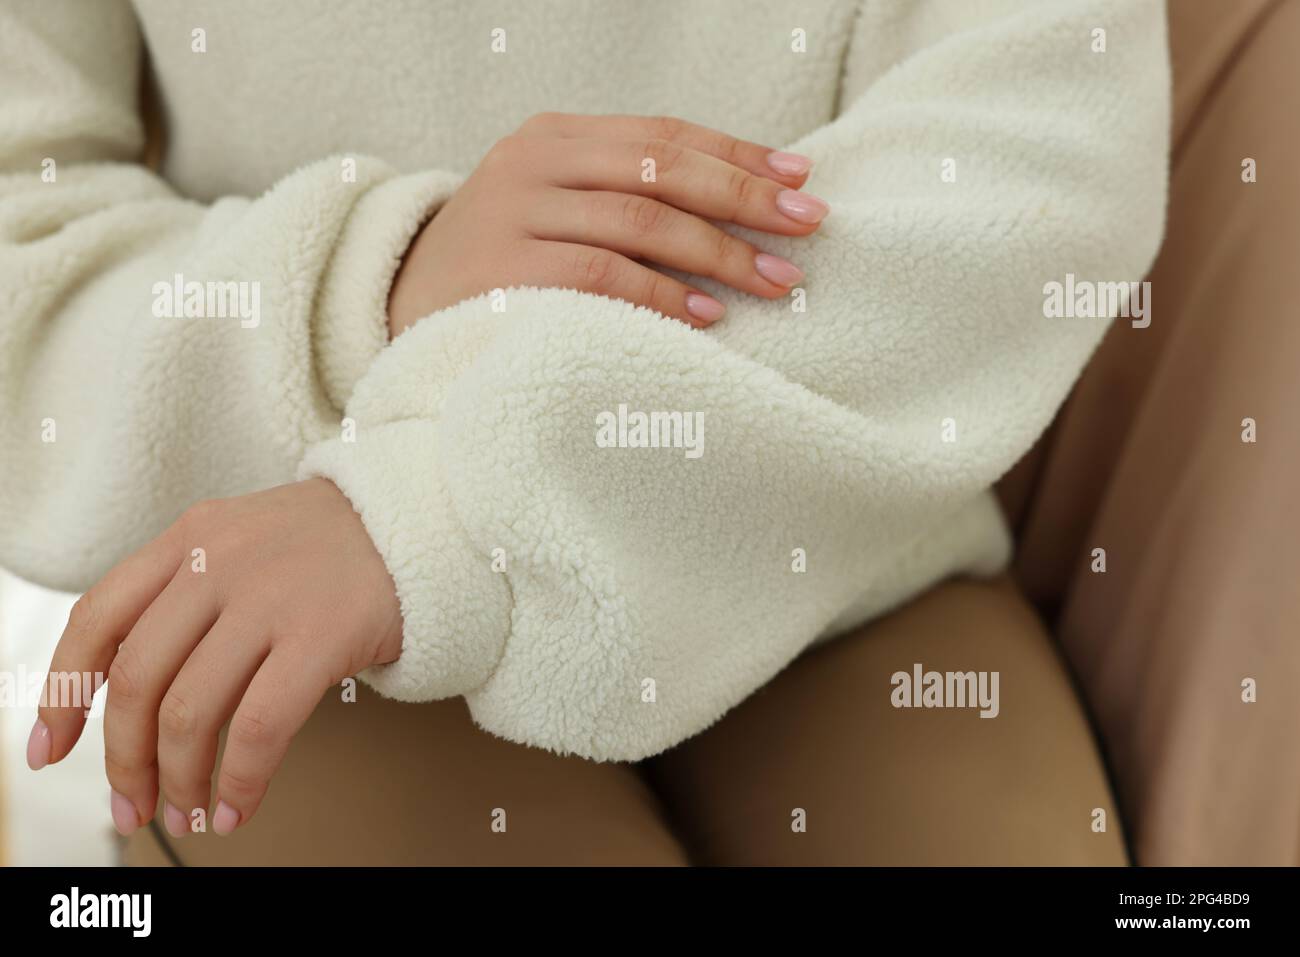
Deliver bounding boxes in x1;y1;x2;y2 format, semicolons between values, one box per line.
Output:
0;0;1169;760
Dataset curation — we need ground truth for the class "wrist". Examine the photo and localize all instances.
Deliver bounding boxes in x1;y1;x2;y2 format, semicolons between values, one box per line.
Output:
316;168;463;407
386;218;433;340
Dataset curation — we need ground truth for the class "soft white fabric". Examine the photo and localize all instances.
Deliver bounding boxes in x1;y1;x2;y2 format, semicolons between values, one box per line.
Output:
0;0;1170;759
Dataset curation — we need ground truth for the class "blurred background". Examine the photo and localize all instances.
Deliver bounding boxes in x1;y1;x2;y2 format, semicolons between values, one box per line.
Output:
0;570;114;865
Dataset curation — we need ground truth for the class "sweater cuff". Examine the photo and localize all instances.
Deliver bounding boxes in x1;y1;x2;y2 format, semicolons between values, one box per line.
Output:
313;168;463;412
297;418;512;700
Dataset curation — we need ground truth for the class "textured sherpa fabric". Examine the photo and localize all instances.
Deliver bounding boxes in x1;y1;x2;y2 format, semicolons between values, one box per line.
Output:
0;0;1170;759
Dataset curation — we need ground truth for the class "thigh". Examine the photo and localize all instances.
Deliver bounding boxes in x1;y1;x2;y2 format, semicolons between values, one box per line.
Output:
646;575;1128;865
124;688;687;866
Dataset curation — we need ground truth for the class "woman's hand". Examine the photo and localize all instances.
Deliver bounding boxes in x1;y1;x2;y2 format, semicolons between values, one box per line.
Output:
27;479;403;839
387;112;830;337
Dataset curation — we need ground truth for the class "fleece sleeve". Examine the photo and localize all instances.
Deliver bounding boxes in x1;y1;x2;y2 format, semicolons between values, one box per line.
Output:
0;0;461;590
299;0;1170;761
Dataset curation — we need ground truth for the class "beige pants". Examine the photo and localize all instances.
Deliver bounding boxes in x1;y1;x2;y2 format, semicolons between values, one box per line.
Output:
126;0;1295;866
126;576;1126;865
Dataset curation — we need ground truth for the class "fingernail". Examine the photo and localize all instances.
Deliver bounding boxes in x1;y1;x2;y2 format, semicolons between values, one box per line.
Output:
213;800;240;836
775;189;830;224
110;790;139;836
685;292;726;323
766;151;813;177
755;253;805;288
26;719;51;771
163;802;189;839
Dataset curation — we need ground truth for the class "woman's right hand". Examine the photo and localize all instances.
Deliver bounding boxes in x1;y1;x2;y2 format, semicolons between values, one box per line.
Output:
387;113;830;337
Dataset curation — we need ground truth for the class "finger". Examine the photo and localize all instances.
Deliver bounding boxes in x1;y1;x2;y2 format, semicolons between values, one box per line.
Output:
529;240;727;327
102;569;219;834
213;645;333;835
531;189;804;299
533;136;830;236
517;112;813;188
156;614;269;839
36;519;185;768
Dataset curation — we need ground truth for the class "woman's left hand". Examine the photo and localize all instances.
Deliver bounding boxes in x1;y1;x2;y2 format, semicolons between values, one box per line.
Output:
27;478;404;839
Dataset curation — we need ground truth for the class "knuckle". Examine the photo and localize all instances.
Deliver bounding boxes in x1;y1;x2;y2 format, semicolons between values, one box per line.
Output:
518;111;560;134
713;228;739;267
621;195;667;237
208;520;256;558
176;499;228;561
158;690;199;741
103;749;139;787
719;133;746;169
643;138;683;176
67;593;101;637
189;512;261;565
642;271;673;311
181;498;221;527
729;167;760;214
573;248;618;291
651;115;685;142
484;134;524;170
229;706;278;751
107;644;145;703
341;646;374;685
218;764;265;801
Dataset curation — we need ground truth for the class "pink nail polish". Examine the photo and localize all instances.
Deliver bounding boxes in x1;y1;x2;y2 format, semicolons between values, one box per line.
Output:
26;718;51;771
755;253;805;288
164;802;189;839
767;151;813;177
213;800;240;836
110;790;139;836
685;293;726;323
776;189;830;224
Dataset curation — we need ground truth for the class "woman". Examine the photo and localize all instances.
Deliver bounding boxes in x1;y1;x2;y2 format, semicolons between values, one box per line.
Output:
3;0;1168;864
